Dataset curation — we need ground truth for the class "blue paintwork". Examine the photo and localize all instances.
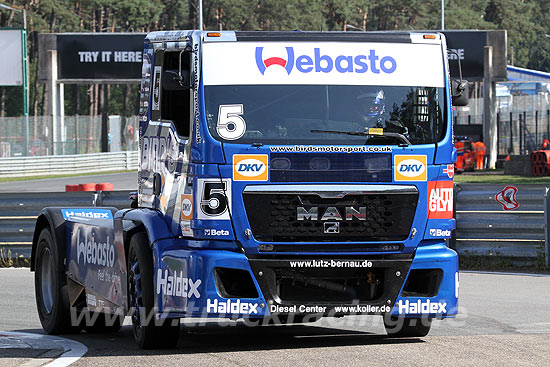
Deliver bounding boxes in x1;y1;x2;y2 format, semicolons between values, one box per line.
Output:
151;241;267;317
392;242;459;317
147;238;457;318
117;209;175;245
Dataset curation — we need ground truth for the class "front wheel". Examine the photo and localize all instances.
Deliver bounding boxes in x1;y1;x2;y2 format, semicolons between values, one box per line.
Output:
383;315;432;337
128;232;180;349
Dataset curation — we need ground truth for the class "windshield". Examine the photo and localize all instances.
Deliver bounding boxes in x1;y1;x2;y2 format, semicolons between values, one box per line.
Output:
205;85;445;145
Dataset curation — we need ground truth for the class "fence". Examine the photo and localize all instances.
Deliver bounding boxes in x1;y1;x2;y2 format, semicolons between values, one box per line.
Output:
2;184;549;267
455;94;550;155
0;151;139;177
0;115;139;157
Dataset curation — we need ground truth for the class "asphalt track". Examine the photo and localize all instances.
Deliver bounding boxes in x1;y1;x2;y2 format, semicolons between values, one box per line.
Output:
0;172;138;193
1;268;549;366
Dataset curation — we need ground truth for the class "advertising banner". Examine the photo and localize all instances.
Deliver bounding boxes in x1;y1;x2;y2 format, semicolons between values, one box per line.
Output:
203;42;445;87
0;30;23;86
56;33;146;81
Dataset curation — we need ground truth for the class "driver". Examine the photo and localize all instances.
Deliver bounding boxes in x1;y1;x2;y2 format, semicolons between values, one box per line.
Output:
356;89;385;127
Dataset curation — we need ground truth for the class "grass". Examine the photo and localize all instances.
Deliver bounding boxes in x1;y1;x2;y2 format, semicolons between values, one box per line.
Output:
454;171;550;184
0;248;30;268
0;169;136;183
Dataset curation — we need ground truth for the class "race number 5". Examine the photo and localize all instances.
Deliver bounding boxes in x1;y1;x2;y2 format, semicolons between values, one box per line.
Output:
217;104;246;140
200;181;228;216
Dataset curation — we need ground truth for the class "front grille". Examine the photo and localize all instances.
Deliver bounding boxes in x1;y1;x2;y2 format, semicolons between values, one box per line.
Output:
248;258;413;307
258;243;403;253
243;189;418;242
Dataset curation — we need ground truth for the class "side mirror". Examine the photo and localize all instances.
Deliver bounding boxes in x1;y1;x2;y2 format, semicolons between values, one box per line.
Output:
162;69;191;91
451;79;469;107
153;172;162;196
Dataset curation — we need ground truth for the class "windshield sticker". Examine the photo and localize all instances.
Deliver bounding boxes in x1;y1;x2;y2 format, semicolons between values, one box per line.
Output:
367;128;383;135
193;43;201;143
269;145;392;153
203;42;444;87
217;104;246;140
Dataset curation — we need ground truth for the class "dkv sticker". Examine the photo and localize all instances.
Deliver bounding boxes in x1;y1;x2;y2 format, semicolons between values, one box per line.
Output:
233;154;268;181
394;155;427;181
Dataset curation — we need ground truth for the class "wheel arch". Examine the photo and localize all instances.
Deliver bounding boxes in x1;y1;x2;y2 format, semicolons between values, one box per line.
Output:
118;208;175;251
31;209;68;272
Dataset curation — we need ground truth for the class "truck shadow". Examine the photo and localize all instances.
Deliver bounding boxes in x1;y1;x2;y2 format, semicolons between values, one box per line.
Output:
11;321;425;358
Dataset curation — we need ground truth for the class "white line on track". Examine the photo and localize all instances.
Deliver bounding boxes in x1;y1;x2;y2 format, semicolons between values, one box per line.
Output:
461;270;550;277
0;331;87;367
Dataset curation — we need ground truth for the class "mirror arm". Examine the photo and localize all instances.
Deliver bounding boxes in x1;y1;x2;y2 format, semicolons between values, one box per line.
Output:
447;49;463;81
177;50;185;87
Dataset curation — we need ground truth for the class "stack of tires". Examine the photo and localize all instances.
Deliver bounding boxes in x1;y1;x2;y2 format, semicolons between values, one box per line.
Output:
65;182;114;191
530;150;550;176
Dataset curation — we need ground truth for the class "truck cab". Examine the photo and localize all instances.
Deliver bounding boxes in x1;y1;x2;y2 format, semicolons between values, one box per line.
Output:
32;30;460;348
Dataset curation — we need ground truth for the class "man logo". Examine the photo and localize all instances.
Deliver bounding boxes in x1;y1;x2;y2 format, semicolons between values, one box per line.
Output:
394;155;427;181
233;154;268;181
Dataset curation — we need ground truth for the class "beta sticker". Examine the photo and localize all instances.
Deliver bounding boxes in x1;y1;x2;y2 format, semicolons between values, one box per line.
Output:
233;154;268;181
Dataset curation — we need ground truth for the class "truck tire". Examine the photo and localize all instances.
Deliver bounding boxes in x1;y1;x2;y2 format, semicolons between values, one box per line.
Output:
34;227;73;334
128;232;180;349
383;316;432;337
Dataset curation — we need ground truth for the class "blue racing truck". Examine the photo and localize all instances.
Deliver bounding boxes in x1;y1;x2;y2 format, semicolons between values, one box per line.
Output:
31;30;467;348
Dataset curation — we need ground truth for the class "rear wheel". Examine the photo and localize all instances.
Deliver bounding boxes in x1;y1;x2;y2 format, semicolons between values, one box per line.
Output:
128;232;180;349
34;228;74;334
383;315;432;337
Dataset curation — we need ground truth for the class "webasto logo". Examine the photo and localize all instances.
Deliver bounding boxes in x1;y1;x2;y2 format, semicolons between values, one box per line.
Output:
255;47;397;75
76;228;116;268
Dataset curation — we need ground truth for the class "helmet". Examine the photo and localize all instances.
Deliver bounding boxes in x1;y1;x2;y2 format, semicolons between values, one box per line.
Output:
357;90;385;125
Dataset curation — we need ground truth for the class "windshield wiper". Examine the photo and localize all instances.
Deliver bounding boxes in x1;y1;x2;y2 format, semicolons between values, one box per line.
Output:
311;129;411;146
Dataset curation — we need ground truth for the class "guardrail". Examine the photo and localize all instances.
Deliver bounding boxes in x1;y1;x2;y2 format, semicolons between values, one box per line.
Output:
0;191;132;260
0;151;138;177
454;183;549;266
1;184;549;267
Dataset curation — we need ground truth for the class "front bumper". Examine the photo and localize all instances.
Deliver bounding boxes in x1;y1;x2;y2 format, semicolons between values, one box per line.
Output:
153;239;458;319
